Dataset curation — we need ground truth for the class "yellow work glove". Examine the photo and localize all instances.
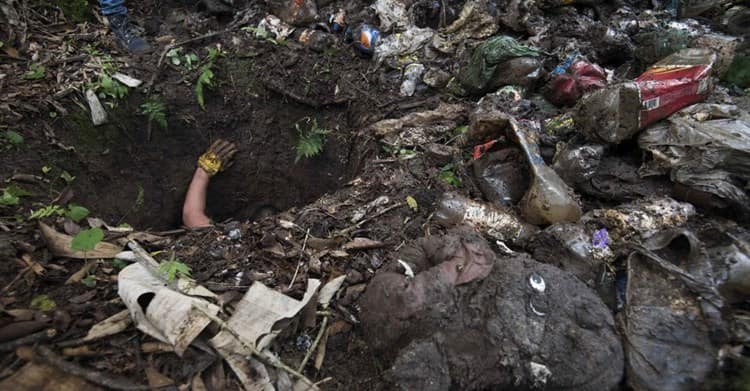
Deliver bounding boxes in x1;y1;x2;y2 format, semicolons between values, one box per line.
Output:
198;139;237;176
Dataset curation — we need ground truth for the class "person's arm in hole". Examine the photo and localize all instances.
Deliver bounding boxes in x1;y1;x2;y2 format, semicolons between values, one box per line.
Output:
183;139;237;228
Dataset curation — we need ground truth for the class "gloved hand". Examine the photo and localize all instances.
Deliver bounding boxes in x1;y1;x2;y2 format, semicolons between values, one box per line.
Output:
198;139;237;176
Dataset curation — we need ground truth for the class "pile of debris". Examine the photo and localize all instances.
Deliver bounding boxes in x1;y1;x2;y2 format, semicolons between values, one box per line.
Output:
1;0;750;390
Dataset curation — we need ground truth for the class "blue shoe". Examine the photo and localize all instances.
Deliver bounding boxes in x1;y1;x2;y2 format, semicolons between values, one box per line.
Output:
107;14;151;54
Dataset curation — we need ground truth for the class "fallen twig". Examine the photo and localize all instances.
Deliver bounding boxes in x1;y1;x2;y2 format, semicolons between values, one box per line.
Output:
23;345;152;390
146;27;240;92
0;264;32;295
0;329;56;352
336;203;404;236
298;315;328;372
288;228;311;290
263;79;351;109
192;305;319;390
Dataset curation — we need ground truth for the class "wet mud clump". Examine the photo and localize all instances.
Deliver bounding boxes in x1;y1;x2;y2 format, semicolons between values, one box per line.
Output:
360;229;624;391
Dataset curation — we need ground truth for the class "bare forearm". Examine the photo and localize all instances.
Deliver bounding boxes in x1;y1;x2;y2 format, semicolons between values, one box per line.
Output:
183;168;212;227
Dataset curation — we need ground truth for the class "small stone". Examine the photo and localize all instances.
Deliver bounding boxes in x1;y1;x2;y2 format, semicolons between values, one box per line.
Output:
346;269;364;284
228;228;242;240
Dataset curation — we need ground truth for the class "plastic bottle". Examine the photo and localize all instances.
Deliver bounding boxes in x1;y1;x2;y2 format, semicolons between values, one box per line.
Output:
509;119;583;225
345;24;380;56
298;29;336;52
434;192;539;246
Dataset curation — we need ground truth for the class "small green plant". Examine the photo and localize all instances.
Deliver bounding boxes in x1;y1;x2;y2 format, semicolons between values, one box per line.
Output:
2;130;24;148
194;46;226;110
140;100;168;129
439;163;461;187
60;170;76;184
195;65;215;110
158;254;192;282
91;74;128;100
66;204;90;222
0;184;31;206
23;64;45;80
29;204;65;219
294;118;331;162
81;274;97;287
167;48;200;70
71;227;104;252
30;295;56;311
112;258;128;270
242;26;284;45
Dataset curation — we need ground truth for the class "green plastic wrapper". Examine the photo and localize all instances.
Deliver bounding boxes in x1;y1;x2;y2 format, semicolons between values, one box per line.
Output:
724;55;750;88
459;36;543;95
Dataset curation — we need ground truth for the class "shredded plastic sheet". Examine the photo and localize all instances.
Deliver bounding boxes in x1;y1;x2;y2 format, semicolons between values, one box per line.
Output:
118;263;220;356
209;280;320;390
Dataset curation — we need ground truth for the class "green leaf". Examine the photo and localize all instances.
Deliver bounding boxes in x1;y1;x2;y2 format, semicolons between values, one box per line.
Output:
439;164;461;187
406;196;418;212
60;171;76;184
0;191;19;206
23;64;45;80
158;258;192;282
112;258;128;270
30;295;56;311
3;130;24;145
71;228;104;252
81;274;96;287
0;184;31;206
42;165;52;174
66;205;90;222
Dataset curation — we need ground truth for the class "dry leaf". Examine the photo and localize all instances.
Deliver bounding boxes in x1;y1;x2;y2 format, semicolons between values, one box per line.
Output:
40;222;121;259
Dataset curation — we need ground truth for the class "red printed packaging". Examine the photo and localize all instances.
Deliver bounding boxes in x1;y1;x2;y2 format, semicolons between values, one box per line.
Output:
575;48;715;144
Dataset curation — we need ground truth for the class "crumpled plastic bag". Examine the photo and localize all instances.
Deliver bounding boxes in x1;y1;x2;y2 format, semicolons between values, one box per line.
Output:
459;36;543;95
546;61;607;107
639;104;750;216
374;27;435;66
581;196;695;243
624;229;725;391
372;0;409;33
360;229;623;391
551;143;605;187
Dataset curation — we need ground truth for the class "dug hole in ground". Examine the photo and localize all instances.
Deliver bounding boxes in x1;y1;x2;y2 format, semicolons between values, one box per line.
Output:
1;0;750;390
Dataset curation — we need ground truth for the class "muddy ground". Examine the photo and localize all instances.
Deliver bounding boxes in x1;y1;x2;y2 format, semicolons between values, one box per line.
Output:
1;0;750;390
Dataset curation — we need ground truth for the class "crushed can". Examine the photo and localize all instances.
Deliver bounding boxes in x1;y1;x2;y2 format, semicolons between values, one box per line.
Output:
328;9;347;33
345;24;380;56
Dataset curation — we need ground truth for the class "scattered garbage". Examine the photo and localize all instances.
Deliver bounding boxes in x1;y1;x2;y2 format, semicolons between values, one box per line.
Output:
360;230;624;390
546;60;607;107
669;0;719;19
529;223;615;293
298;29;336;52
551;143;605;187
508;118;583;225
473;147;530;206
372;0;409;33
633;28;689;65
638;104;750;216
582;196;695;242
399;63;425;96
723;5;750;36
623;228;725;391
257;14;295;40
575;48;716;144
267;0;317;26
459;36;543;95
346;24;381;57
85;89;107;126
434;192;538;246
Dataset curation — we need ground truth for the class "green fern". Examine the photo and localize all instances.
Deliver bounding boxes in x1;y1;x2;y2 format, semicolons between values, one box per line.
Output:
140;100;168;129
294;118;331;162
195;65;215;110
